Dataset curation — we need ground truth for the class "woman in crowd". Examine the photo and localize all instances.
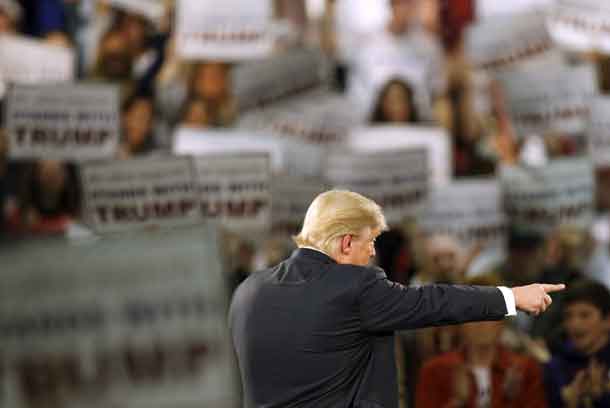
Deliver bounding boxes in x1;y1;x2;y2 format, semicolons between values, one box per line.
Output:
370;78;419;124
119;92;157;158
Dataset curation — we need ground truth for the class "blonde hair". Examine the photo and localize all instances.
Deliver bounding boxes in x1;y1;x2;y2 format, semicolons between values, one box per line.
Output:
294;190;388;254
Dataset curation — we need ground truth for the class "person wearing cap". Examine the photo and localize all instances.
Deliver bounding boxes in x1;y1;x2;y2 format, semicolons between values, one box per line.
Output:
229;190;565;408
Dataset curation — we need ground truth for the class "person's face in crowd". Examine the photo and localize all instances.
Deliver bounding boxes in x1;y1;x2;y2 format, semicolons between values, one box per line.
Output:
508;244;546;284
122;13;148;55
99;30;134;80
337;226;380;266
44;31;72;48
596;167;610;211
0;9;15;33
37;160;67;197
460;320;504;348
556;227;594;270
417;0;440;35
381;82;413;123
427;248;458;282
182;99;211;128
564;302;610;355
123;98;153;151
389;0;415;35
193;63;229;102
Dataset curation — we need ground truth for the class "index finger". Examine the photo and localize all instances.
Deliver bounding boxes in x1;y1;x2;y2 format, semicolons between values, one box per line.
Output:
541;283;566;293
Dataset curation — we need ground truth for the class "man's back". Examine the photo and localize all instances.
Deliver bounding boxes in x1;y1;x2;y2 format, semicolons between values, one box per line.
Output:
229;248;508;408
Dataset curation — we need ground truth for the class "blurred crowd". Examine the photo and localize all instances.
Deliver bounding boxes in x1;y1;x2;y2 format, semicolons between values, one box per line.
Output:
2;0;610;407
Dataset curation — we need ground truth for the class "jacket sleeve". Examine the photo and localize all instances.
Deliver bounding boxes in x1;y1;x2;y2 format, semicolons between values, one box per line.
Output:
357;267;507;332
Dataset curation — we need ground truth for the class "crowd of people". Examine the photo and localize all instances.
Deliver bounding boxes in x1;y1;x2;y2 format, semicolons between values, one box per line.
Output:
1;0;610;407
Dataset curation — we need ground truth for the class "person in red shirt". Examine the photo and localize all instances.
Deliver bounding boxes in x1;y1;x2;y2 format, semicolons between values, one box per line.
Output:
416;275;548;408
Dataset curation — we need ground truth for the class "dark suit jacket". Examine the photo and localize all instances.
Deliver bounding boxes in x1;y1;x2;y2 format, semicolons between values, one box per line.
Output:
229;248;508;408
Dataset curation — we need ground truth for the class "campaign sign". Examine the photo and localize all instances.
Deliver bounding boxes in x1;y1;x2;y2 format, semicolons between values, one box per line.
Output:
271;175;326;234
466;12;554;71
548;0;610;54
0;34;74;85
345;125;452;188
192;152;272;233
6;84;120;161
417;180;507;251
500;158;595;234
176;0;274;61
587;97;610;167
326;148;429;224
81;157;202;233
0;225;238;408
498;63;597;138
232;48;328;112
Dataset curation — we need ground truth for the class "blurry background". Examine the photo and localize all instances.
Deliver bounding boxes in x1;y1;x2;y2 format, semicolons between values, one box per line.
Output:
1;0;610;407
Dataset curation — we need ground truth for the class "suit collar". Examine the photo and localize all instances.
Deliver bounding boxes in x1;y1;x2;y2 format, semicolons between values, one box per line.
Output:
291;247;337;264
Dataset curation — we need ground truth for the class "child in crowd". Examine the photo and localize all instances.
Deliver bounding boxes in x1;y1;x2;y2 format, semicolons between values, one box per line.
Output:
545;280;610;408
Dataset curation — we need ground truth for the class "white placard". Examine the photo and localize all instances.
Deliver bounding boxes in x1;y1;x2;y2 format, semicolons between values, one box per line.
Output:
418;180;507;250
500;158;595;234
326;148;429;224
232;48;328;112
466;12;555;71
0;34;74;87
588;97;610;167
193;152;272;233
345;125;452;188
81;157;202;233
477;0;553;20
548;0;610;54
238;91;363;145
6;84;120;161
0;226;238;408
334;0;389;63
176;0;274;61
499;63;597;138
103;0;165;22
348;29;445;120
271;175;326;234
173;127;325;178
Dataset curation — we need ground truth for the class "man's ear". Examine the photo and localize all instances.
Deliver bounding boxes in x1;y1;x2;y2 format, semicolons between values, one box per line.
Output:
340;234;352;255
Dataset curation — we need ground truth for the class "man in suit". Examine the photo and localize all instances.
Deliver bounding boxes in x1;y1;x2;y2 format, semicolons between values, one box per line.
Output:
229;190;564;408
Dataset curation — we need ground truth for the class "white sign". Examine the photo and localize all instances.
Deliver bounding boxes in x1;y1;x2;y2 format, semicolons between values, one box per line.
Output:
500;158;595;234
345;125;452;188
173;127;325;178
466;12;555;71
326;148;429;224
6;84;120;161
548;0;610;54
0;34;74;88
193;153;272;233
477;0;553;20
588;97;610;167
499;63;598;138
0;226;238;408
271;175;326;234
81;157;202;233
232;48;328;111
334;0;389;63
418;180;507;250
348;33;435;121
176;0;274;61
238;91;363;145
